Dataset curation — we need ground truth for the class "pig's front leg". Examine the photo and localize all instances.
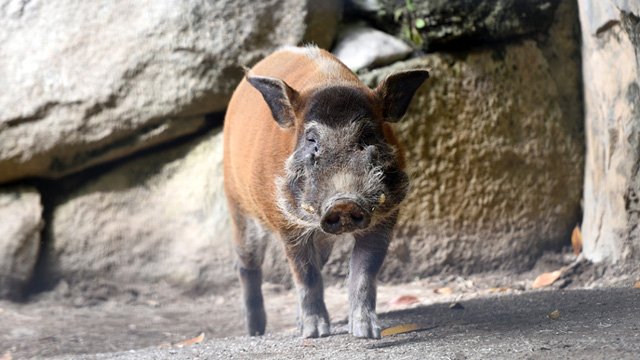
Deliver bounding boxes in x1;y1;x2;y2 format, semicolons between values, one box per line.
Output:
348;214;395;339
284;237;330;338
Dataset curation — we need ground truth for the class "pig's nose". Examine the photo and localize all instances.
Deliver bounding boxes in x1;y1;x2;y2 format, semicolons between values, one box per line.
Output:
321;200;370;235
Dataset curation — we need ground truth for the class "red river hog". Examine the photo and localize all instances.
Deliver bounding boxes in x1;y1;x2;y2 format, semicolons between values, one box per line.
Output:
223;45;429;339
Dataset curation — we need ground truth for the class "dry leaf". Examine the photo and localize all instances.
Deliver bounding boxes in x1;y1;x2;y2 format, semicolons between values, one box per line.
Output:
388;295;420;308
488;287;510;293
434;287;453;295
173;332;205;348
0;351;12;360
532;270;562;289
547;309;561;320
634;281;640;289
381;323;420;337
571;226;582;255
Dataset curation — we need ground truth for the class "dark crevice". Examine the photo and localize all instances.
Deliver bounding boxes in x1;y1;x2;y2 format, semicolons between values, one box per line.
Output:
2;100;83;127
24;180;59;298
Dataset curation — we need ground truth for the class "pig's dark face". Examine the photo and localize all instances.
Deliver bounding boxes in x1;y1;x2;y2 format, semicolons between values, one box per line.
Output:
277;86;409;235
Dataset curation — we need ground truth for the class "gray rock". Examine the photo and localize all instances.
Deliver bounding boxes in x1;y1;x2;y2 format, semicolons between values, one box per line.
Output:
332;23;413;71
369;0;561;49
0;0;340;184
0;186;43;299
42;129;238;290
579;0;640;263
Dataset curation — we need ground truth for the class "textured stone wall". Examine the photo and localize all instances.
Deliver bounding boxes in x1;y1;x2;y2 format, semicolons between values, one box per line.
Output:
358;39;583;278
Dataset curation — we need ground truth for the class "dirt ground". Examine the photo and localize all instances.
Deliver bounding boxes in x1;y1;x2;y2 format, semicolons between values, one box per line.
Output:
1;250;639;359
52;287;639;360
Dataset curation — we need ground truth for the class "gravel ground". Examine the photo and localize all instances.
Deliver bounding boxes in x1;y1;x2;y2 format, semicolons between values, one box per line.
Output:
45;288;640;360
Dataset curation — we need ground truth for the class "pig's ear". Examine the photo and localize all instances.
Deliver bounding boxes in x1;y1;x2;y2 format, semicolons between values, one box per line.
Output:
247;75;298;128
375;70;429;122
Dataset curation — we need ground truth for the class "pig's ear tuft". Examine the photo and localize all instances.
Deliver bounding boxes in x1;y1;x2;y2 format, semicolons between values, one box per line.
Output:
375;70;429;123
247;75;298;128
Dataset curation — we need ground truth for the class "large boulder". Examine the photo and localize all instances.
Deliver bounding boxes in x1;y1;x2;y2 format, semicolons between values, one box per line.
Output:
332;23;413;72
355;0;561;50
40;130;237;290
356;5;583;277
0;186;43;299
578;0;640;263
0;0;340;184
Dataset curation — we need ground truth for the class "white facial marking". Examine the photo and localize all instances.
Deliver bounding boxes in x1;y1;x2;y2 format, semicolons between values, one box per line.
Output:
331;171;359;194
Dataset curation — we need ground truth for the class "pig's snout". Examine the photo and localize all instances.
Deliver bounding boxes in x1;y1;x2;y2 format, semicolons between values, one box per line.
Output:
320;199;371;235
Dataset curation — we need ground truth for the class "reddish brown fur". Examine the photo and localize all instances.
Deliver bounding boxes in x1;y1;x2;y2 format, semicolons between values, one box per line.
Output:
224;48;405;233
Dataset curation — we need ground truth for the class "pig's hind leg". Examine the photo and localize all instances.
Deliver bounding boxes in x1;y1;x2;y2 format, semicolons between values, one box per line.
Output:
231;212;270;336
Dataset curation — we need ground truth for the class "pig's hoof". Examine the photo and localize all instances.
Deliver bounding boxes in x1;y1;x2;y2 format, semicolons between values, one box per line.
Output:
349;310;381;339
300;314;331;338
247;308;266;336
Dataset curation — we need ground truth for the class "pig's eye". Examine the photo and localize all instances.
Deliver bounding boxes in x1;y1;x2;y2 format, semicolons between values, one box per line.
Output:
357;130;376;150
306;134;319;153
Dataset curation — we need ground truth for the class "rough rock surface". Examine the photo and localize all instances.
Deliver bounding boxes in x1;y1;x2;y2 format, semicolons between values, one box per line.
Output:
40;130;237;290
0;186;43;299
0;0;340;183
332;23;412;71
358;41;583;278
579;0;640;263
365;0;560;49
